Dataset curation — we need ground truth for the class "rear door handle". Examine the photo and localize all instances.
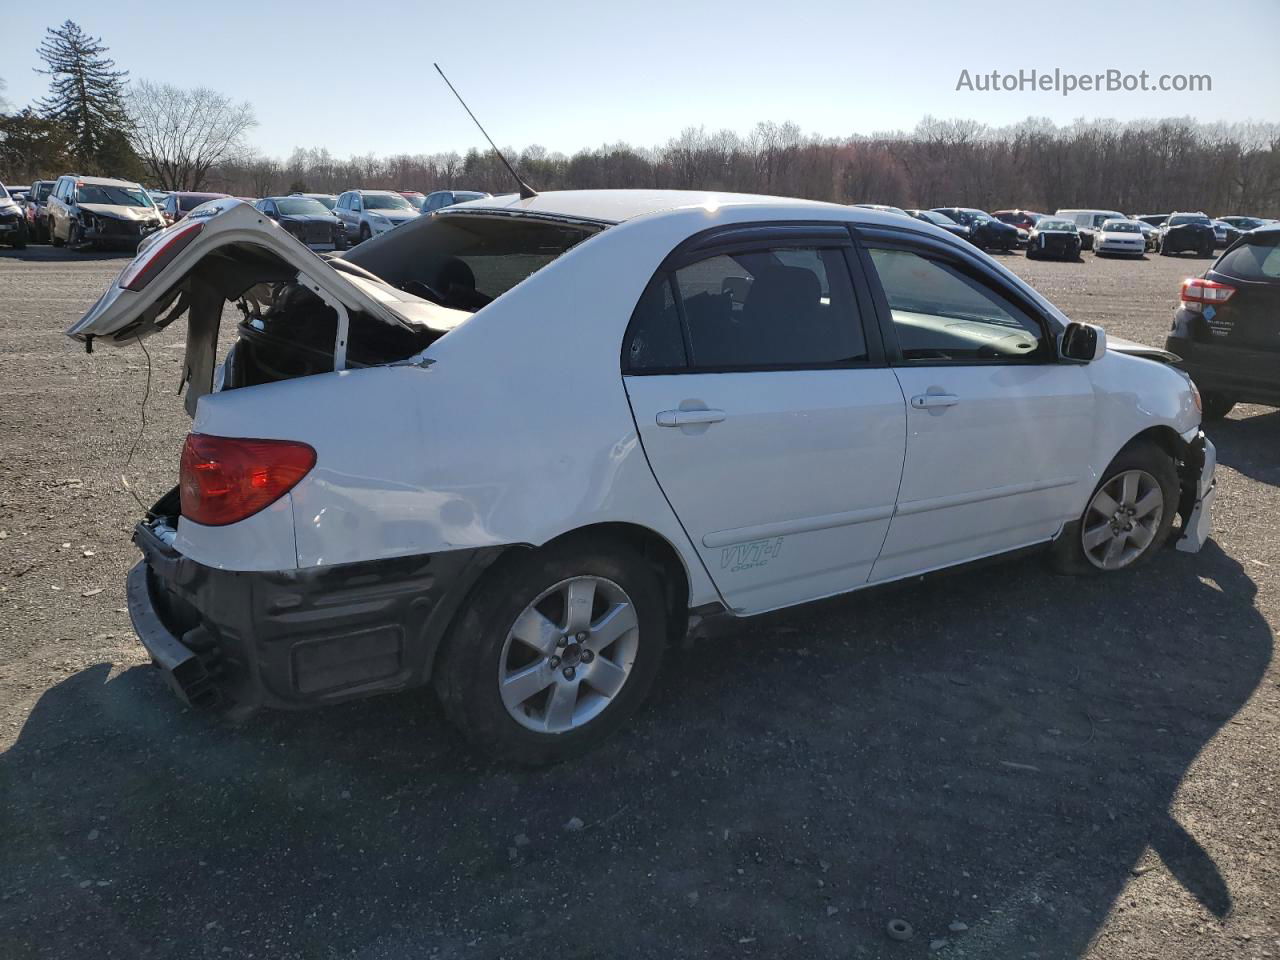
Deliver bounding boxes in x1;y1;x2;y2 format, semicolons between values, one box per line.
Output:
656;408;727;427
910;393;960;409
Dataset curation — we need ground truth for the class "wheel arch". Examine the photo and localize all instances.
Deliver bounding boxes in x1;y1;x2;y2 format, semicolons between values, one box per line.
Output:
423;521;695;683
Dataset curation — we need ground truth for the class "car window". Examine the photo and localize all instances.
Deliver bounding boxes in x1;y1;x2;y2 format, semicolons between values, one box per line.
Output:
666;246;867;369
1214;240;1280;282
625;275;687;371
868;248;1048;362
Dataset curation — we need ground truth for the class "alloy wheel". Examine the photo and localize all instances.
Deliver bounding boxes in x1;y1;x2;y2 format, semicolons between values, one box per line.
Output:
498;575;639;734
1081;469;1164;570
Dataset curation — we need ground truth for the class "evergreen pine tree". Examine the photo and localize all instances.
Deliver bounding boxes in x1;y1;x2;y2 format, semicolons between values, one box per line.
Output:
34;20;131;172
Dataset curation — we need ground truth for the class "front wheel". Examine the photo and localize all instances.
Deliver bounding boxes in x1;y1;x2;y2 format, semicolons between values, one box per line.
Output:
358;224;372;244
1049;441;1179;575
49;219;63;247
434;535;669;764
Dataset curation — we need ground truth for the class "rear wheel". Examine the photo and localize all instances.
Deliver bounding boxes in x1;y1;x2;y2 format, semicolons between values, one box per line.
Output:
1200;392;1236;421
434;535;669;764
1049;441;1179;575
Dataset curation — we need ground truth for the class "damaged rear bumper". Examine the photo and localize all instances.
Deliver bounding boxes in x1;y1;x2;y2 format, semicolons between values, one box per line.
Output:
1175;430;1215;554
126;518;503;715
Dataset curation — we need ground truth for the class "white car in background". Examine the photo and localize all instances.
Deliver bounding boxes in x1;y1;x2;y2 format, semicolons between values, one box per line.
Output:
67;191;1215;763
333;189;419;244
1094;219;1149;258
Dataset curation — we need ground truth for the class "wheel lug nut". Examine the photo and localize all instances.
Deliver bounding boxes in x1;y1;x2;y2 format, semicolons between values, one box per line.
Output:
576;632;587;642
563;666;576;680
549;656;561;669
581;650;594;663
556;636;567;648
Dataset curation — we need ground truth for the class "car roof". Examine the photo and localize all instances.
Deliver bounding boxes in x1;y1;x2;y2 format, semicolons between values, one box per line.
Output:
71;175;145;188
456;189;845;225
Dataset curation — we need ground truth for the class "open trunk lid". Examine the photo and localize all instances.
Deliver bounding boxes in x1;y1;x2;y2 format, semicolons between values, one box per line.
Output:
66;198;418;347
66;198;466;415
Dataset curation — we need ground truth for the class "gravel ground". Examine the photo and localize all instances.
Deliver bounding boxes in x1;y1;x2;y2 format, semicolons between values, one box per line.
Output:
1;243;1277;959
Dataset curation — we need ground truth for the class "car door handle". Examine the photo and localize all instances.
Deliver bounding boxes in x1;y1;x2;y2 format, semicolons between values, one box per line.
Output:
910;393;960;409
655;408;727;427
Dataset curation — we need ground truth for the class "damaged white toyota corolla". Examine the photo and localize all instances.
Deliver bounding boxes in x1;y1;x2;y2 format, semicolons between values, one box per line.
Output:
68;192;1216;763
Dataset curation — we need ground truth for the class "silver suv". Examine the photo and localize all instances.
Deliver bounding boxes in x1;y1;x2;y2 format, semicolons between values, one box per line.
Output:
333;190;418;244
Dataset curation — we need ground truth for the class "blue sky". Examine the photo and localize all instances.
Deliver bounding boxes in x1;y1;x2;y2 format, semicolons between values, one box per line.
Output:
4;0;1278;158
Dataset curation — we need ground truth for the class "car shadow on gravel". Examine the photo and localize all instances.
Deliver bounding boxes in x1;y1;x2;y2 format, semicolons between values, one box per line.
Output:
1;542;1270;959
1207;407;1280;487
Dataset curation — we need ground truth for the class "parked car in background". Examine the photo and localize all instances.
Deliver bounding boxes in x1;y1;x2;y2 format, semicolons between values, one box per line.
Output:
1094;219;1148;258
1024;217;1082;260
931;207;1019;251
906;209;971;241
254;196;346;251
46;175;166;251
1167;224;1280;419
1129;219;1160;250
0;183;29;248
24;179;56;242
148;190;170;207
419;190;491;213
293;193;338;210
162;192;230;225
1159;212;1216;257
1055;209;1126;251
1218;215;1267;247
1210;220;1231;248
992;209;1043;249
399;191;426;208
1133;214;1169;228
66;190;1214;762
333;189;419;243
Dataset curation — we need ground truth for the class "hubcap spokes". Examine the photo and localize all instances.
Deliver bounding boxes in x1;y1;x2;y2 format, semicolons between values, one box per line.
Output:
498;576;639;734
1082;469;1163;570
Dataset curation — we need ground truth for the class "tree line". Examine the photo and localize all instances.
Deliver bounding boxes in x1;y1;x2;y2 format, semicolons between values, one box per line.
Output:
232;118;1280;217
2;21;1278;217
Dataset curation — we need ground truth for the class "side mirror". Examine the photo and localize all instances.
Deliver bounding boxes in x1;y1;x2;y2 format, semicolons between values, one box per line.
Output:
1061;321;1106;362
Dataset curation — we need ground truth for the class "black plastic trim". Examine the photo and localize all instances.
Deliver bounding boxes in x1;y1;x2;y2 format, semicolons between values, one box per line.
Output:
128;519;506;714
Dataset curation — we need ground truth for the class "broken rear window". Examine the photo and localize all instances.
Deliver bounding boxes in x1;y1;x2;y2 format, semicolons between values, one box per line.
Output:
345;213;604;313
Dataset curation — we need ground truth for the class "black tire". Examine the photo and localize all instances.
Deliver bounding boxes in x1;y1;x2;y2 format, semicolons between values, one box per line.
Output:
1048;440;1179;576
68;222;84;252
11;223;27;249
1026;248;1038;260
50;219;63;247
358;224;371;244
434;534;670;764
1159;241;1172;256
1200;392;1236;421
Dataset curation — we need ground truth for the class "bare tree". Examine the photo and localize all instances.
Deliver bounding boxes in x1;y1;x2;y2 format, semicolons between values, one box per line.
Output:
128;80;256;190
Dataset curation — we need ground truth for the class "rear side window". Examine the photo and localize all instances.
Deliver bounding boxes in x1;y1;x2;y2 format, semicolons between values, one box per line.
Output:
673;247;866;368
1215;240;1280;281
868;248;1048;362
626;275;686;370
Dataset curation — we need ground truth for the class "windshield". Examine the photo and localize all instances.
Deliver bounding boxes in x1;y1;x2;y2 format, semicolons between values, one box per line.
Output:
76;184;151;207
452;192;487;203
1169;214;1211;226
1038;219;1075;231
1215;238;1280;282
346;213;602;313
364;193;414;212
275;197;331;216
305;195;336;209
179;194;222;212
1104;221;1140;233
35;183;54;201
921;211;957;226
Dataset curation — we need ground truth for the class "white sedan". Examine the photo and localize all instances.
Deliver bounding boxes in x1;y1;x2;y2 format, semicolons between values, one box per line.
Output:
68;191;1215;762
1095;219;1149;257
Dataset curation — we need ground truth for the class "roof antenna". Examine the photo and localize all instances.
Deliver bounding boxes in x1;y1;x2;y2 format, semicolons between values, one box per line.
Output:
434;63;537;200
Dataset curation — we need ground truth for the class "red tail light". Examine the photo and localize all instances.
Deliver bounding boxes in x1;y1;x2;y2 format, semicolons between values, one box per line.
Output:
1180;277;1235;308
180;434;316;527
117;219;204;291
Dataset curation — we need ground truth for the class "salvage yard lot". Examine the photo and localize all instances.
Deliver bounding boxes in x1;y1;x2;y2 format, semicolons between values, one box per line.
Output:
1;247;1277;959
